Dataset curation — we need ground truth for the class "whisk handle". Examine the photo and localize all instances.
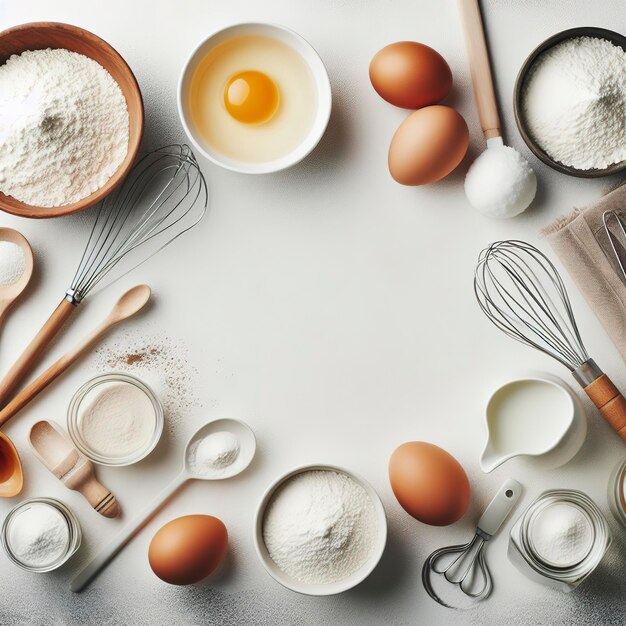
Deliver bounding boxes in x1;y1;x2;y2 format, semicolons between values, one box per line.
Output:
0;298;77;412
584;375;626;443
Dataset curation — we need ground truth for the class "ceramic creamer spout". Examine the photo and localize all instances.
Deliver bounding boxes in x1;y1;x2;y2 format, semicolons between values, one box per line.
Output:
479;442;509;473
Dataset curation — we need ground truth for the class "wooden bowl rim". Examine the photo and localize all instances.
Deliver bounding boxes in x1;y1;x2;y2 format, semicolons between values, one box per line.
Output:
514;26;626;179
0;21;144;218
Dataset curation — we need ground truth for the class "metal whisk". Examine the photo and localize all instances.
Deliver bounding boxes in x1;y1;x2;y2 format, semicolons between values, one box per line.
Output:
422;480;522;608
475;240;626;443
603;210;626;283
0;144;208;408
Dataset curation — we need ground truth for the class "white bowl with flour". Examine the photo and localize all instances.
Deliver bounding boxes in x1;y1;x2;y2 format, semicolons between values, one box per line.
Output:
514;27;626;177
254;464;387;596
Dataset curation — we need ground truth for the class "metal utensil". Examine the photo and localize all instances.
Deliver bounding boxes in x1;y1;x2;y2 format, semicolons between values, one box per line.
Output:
603;210;626;283
0;145;207;408
475;240;626;443
70;418;256;592
422;479;522;607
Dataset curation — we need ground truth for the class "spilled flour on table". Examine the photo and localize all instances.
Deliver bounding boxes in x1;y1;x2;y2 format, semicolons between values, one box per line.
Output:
90;331;203;438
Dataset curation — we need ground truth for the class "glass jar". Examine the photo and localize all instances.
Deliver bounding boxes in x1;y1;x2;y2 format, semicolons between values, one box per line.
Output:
508;489;611;592
1;498;81;572
608;457;626;527
67;372;164;466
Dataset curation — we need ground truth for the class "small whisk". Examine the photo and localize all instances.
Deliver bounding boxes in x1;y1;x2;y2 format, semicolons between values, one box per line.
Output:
603;210;626;283
0;145;208;408
422;480;521;608
475;240;626;443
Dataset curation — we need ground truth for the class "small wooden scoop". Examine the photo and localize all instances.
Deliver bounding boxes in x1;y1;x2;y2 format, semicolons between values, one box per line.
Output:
29;420;120;518
0;431;23;498
0;228;34;330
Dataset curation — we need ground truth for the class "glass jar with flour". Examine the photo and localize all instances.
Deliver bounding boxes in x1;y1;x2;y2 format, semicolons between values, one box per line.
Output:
67;373;163;466
508;490;611;592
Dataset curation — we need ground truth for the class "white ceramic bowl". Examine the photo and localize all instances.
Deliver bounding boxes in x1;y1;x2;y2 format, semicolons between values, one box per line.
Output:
254;464;387;596
178;22;332;174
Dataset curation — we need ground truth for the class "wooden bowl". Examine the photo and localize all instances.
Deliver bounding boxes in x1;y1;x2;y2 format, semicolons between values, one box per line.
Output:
514;27;626;178
0;22;144;218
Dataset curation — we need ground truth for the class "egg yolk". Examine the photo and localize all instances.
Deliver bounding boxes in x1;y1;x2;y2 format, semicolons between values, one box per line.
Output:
224;71;279;124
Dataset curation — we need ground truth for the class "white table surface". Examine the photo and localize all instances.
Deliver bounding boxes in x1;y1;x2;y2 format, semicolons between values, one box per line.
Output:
1;1;625;624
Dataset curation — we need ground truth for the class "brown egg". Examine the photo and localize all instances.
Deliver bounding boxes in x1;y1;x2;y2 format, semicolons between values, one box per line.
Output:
388;105;469;185
369;42;452;109
149;514;228;585
389;442;470;526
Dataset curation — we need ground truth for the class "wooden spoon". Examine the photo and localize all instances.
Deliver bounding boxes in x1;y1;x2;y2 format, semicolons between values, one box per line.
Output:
0;430;23;498
0;228;34;329
0;284;151;427
29;420;119;518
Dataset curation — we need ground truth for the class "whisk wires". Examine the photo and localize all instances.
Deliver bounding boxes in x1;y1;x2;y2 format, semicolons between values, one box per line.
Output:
474;240;589;371
70;145;208;301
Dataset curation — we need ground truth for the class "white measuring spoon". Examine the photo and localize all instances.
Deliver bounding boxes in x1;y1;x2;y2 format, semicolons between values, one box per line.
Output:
70;418;256;592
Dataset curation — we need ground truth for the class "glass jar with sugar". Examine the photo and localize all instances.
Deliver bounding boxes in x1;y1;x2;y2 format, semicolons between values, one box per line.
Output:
1;498;81;572
508;489;611;592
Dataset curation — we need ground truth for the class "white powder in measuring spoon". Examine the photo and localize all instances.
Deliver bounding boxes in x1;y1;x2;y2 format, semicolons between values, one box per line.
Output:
7;502;69;568
522;36;626;170
188;431;240;476
530;502;594;567
0;241;26;286
78;381;156;459
263;470;378;585
0;48;129;207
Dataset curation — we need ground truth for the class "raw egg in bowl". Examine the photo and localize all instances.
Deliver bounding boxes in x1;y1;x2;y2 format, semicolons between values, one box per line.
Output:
178;23;332;174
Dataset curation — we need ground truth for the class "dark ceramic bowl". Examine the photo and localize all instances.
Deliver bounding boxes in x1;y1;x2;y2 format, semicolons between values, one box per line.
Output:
514;27;626;178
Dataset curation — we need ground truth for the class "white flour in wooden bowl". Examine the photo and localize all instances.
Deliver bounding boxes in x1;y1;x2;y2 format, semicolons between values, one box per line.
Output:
0;48;129;207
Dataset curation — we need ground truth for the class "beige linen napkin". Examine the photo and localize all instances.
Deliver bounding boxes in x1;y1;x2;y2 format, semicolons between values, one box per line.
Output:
544;185;626;363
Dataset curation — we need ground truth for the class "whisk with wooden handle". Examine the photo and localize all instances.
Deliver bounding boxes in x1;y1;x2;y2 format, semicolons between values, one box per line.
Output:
475;239;626;443
0;145;208;408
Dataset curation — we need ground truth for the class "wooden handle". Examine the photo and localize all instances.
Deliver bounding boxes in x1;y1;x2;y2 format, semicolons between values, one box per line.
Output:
79;475;120;519
584;375;626;442
458;0;501;139
0;298;76;409
0;318;109;427
61;459;120;518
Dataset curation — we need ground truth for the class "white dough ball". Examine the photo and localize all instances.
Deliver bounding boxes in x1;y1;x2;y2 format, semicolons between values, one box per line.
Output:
465;144;537;219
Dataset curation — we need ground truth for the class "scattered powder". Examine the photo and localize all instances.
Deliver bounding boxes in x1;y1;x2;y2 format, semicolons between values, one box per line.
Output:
188;431;240;476
0;241;26;286
263;470;378;585
6;502;69;568
0;48;129;207
522;36;626;170
92;333;201;436
530;502;594;568
77;381;156;459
